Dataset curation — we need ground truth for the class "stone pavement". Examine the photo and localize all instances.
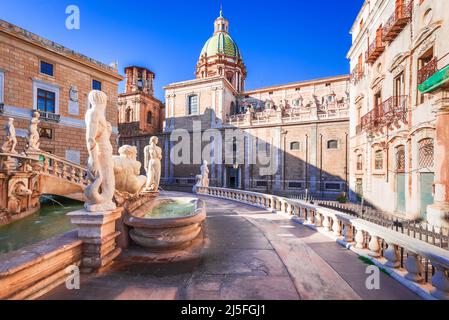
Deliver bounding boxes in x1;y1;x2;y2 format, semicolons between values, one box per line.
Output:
41;192;420;300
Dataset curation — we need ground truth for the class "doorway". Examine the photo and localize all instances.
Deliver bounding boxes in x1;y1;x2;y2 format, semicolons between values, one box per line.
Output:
420;173;434;220
227;167;239;189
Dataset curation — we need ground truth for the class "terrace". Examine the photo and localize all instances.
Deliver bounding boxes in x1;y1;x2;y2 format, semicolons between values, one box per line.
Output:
383;0;414;43
360;95;408;132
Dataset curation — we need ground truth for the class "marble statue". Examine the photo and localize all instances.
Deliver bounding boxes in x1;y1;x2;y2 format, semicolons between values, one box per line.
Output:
200;160;210;187
84;90;116;212
192;174;202;193
1;118;18;154
144;136;162;192
113;145;146;195
27;111;40;150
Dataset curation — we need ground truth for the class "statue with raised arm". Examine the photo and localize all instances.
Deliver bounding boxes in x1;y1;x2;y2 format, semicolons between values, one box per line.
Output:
200;160;210;187
27;111;40;151
84;90;116;212
144;136;162;192
2;118;18;154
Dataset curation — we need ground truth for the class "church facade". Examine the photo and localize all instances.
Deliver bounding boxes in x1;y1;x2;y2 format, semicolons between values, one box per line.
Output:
158;11;351;197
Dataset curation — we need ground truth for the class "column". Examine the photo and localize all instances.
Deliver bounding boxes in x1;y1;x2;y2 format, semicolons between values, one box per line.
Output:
427;90;449;228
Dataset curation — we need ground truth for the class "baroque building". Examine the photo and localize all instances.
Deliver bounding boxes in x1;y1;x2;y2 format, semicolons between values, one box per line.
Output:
0;19;123;164
118;66;164;167
348;0;449;227
159;11;351;196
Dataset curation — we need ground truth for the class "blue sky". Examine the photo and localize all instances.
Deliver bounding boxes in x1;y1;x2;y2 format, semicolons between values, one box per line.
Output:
0;0;364;100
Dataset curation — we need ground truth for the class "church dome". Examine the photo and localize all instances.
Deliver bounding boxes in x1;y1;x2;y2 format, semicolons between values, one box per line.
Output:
200;33;241;59
199;9;242;60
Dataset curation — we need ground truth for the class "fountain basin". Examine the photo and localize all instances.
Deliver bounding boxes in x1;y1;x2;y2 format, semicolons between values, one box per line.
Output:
124;197;206;250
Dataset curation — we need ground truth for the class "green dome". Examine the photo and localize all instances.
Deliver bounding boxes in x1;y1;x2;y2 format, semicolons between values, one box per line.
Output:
200;32;242;59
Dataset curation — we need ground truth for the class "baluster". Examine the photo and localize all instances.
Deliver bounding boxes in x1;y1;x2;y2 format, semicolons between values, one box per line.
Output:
368;235;381;257
405;252;424;283
315;212;323;227
343;223;354;242
430;263;449;300
355;229;366;249
322;215;331;232
384;243;401;268
332;218;342;236
306;209;314;224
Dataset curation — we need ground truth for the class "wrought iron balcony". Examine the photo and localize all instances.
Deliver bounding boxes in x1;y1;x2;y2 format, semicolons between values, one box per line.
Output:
37;110;60;123
350;64;364;84
418;54;449;93
360;95;408;132
118;121;140;137
383;0;413;43
366;37;385;64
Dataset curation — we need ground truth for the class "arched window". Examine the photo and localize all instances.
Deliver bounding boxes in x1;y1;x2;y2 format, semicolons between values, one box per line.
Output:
396;145;405;172
125;108;132;122
327;140;338;149
146;111;152;124
375;150;384;170
188;95;198;115
290;141;300;151
357;154;363;171
419;138;434;168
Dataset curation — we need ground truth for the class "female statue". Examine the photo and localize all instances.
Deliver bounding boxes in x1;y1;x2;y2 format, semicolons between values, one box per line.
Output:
2;118;18;154
27;112;40;150
84;90;116;212
144;136;162;192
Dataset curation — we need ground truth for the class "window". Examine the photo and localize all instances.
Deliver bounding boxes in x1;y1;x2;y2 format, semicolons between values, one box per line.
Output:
375;150;384;170
359;19;364;32
419;138;434;168
0;70;4;104
325;183;341;191
256;181;268;187
357;154;363;171
290;141;300;151
92;79;102;91
288;182;303;188
125;108;132;122
396;145;405;172
394;72;405;101
327;140;338;149
188;95;198;115
147;111;152;124
37;89;56;113
40;61;54;77
418;47;434;104
39;127;53;139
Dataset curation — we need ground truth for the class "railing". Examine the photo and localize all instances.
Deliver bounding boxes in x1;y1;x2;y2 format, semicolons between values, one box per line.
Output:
383;0;414;42
225;104;349;127
366;36;386;64
418;57;438;85
360;96;408;132
118;121;141;136
37;110;61;123
37;151;88;186
196;186;449;300
0;151;88;187
350;65;364;84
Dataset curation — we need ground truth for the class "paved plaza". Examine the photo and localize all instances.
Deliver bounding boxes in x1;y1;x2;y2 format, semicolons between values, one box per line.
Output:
42;192;420;300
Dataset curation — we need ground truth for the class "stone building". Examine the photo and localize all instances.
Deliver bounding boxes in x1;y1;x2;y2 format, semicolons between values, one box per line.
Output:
118;66;164;166
0;19;123;164
347;0;449;226
160;10;351;196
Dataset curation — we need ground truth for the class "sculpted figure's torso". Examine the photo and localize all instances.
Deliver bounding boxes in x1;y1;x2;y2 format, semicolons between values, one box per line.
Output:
113;145;146;195
84;91;116;212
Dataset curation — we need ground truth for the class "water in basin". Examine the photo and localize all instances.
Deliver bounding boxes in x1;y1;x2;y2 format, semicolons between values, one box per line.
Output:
0;197;83;255
144;198;196;218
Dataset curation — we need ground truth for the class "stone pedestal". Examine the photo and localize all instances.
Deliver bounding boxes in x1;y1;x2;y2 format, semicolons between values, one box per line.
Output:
68;207;123;274
427;91;449;228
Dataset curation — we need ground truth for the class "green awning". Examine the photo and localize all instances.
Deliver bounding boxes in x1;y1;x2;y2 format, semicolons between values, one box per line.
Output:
418;64;449;94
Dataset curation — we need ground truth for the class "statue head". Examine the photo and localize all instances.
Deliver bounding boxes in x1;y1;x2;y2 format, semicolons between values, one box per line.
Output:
33;111;40;119
88;90;107;109
150;136;158;145
203;160;208;166
8;118;14;125
118;145;138;160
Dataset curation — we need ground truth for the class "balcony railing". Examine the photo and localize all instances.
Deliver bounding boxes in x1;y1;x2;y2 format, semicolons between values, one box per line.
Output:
418;53;449;94
383;0;414;43
366;37;386;64
118;121;140;137
37;110;61;123
350;65;364;84
360;96;408;132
